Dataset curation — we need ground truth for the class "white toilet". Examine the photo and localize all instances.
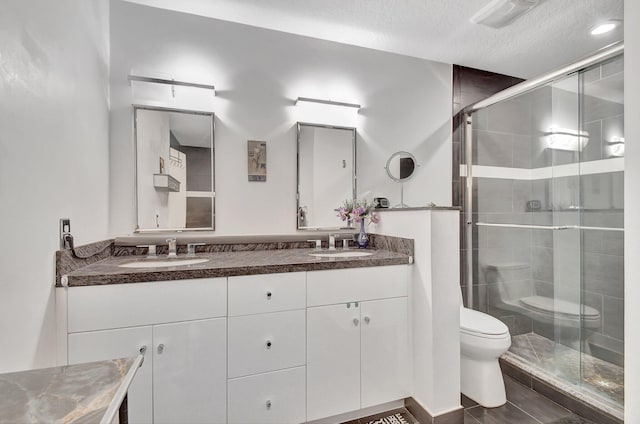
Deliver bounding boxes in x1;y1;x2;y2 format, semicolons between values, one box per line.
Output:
460;303;511;408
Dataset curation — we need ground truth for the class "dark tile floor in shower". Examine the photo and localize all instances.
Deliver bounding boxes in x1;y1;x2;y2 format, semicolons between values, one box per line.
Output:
509;333;624;407
464;376;597;424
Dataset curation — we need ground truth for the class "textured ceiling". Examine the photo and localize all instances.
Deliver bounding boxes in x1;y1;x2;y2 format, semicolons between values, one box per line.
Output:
122;0;623;79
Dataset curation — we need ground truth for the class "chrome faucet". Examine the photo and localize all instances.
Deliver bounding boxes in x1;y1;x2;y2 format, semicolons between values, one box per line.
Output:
329;235;336;250
166;238;177;258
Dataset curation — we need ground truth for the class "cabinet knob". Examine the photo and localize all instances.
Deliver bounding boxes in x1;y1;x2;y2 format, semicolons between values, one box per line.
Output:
266;400;272;409
157;344;164;354
139;345;147;355
364;316;370;324
353;318;359;326
266;340;272;349
266;291;272;299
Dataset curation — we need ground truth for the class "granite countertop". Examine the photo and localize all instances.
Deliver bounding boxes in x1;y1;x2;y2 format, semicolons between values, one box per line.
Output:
0;357;139;423
61;248;411;287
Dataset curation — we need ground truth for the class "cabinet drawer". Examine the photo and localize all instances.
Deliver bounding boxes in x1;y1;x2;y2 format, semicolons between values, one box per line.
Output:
68;278;227;332
228;272;305;316
228;366;306;424
307;265;409;307
228;310;305;378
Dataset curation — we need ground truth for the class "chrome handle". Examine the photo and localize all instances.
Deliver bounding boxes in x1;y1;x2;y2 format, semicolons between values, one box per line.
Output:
136;245;157;258
139;345;147;355
266;291;272;299
157;344;164;354
266;340;272;349
266;400;272;409
364;316;370;324
307;239;322;250
186;243;205;256
353;318;359;326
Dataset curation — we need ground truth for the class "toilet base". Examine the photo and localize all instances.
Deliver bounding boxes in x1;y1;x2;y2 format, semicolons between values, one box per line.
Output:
461;355;507;408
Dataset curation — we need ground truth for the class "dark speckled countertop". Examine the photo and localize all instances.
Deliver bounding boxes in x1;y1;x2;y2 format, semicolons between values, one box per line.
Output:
61;247;412;287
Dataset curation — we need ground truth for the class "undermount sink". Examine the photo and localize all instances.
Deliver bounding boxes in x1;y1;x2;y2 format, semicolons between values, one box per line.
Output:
119;258;209;268
309;250;373;258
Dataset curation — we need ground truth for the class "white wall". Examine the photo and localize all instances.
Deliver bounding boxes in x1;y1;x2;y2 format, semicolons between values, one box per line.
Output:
624;0;639;421
109;0;452;235
373;210;461;416
0;0;110;372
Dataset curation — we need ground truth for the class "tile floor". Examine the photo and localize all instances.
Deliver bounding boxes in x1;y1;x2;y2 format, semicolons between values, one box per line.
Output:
463;375;597;424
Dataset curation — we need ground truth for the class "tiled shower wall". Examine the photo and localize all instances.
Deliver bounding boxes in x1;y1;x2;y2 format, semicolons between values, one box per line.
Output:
454;58;625;365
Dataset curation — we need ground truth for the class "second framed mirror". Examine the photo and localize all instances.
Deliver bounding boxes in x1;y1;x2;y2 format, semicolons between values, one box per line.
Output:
297;122;356;229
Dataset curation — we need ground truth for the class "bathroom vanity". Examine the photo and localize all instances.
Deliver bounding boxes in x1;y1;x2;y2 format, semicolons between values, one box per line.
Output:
55;237;413;424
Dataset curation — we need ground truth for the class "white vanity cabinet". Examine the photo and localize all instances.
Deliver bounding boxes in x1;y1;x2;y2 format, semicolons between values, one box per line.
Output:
227;272;307;424
306;265;410;421
64;278;227;424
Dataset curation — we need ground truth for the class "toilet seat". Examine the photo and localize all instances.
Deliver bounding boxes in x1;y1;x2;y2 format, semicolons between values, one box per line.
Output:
519;296;600;320
460;307;509;339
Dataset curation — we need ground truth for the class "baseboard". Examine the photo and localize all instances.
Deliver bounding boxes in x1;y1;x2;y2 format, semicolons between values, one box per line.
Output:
404;398;464;424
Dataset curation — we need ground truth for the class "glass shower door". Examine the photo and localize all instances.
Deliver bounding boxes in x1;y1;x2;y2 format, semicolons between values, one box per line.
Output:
465;53;625;415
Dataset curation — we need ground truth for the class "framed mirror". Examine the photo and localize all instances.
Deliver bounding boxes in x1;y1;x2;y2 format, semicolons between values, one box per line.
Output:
297;122;356;229
134;105;215;231
385;151;417;182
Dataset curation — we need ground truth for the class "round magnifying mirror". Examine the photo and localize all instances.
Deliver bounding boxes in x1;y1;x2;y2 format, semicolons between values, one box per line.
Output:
385;151;417;182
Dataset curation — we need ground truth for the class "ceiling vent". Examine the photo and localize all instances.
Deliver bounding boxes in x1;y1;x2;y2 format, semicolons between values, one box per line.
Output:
470;0;542;28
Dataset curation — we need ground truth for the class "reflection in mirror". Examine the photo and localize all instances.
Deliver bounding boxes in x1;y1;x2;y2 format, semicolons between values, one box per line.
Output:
134;106;215;231
297;123;356;229
385;151;418;208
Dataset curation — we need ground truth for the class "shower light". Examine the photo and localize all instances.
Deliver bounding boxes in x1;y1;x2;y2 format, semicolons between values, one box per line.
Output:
590;20;621;36
606;136;625;157
544;127;589;151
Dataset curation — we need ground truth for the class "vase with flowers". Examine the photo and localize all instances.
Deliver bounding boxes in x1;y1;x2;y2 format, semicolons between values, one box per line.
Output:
336;199;380;249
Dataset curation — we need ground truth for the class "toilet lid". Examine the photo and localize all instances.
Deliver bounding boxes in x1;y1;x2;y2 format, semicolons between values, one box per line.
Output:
460;307;509;336
519;296;600;319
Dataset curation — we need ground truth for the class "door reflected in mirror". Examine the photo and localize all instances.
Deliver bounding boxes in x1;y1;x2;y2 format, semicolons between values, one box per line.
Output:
297;123;356;229
134;106;215;231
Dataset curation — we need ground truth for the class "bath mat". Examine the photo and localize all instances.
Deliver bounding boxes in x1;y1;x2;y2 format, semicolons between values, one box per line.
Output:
363;411;415;424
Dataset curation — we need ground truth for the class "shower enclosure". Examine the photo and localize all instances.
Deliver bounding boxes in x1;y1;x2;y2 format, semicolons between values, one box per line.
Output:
462;45;624;418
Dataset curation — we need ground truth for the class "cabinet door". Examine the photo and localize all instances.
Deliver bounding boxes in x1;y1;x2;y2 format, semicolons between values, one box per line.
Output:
307;303;361;421
361;297;410;408
153;318;227;424
68;326;153;424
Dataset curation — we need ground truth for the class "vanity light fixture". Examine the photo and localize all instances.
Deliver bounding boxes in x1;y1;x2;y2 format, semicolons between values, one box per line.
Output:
544;127;589;151
128;74;216;96
590;20;621;36
295;97;361;110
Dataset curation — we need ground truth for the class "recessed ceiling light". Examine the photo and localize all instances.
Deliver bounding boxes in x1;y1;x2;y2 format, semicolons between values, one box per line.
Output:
590;20;621;36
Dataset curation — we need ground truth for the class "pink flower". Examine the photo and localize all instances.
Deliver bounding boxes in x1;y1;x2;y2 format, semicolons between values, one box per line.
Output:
370;212;380;224
336;207;349;221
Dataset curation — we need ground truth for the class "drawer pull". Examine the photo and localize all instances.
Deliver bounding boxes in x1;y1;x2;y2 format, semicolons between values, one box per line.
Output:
266;291;272;299
266;340;272;349
157;344;165;354
139;345;147;355
266;400;272;409
353;318;359;326
364;316;370;324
